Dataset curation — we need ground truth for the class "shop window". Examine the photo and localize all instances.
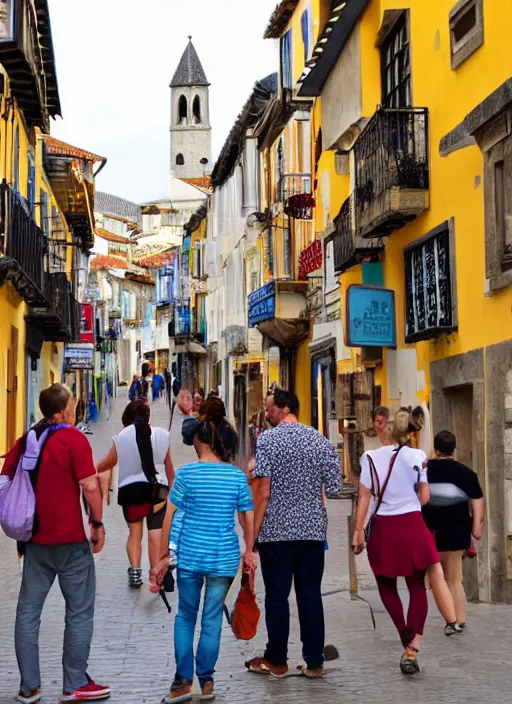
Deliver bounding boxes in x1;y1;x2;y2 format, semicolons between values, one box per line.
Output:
380;12;411;108
281;29;293;90
193;95;201;124
176;153;185;166
404;221;457;343
178;95;187;124
449;0;483;70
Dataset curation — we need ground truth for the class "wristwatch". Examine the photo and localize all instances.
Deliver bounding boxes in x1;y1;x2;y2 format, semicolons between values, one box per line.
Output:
89;520;104;529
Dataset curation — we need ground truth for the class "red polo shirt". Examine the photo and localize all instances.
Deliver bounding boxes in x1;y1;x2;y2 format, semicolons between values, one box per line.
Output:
2;427;96;545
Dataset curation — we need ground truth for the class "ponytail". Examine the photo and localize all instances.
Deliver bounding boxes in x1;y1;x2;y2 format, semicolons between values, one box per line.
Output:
134;415;157;482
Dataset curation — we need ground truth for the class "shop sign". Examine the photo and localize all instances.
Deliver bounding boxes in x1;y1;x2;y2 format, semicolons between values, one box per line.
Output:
64;343;94;371
248;280;275;327
346;285;396;348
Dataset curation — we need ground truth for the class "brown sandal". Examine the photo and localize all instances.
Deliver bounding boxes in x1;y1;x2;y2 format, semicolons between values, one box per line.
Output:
245;658;288;677
298;666;325;679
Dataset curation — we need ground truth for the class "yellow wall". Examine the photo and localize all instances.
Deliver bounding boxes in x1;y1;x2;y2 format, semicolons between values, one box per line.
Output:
325;0;512;410
0;73;72;448
0;286;27;456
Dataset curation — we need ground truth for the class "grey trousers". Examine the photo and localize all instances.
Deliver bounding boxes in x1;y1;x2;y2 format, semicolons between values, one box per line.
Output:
15;542;96;696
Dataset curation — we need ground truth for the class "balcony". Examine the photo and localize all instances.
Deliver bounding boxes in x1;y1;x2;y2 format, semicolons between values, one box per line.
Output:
280;174;315;220
26;272;76;342
0;181;47;304
333;197;384;274
354;108;429;239
248;279;310;347
0;0;61;132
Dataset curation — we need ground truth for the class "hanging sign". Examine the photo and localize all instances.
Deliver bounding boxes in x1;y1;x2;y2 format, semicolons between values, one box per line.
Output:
346;285;396;348
64;343;94;371
248;281;275;327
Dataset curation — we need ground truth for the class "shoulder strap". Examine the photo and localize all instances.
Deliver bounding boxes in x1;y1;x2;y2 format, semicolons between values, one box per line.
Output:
367;454;381;498
373;445;404;515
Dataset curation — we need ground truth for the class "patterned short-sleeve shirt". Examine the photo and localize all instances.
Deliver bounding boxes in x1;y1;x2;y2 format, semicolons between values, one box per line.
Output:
256;422;341;542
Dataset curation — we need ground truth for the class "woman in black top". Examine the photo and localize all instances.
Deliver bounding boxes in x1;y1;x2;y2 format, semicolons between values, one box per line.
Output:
423;430;485;629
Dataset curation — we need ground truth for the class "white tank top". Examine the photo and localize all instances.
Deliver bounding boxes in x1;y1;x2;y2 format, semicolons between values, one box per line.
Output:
114;425;170;489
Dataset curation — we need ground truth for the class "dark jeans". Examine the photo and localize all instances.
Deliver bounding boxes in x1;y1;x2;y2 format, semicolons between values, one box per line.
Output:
15;542;96;696
258;540;325;670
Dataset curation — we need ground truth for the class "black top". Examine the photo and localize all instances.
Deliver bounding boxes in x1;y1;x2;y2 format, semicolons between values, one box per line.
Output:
422;459;484;552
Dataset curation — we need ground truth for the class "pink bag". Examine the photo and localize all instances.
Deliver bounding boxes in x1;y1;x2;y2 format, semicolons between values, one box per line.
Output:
0;456;36;541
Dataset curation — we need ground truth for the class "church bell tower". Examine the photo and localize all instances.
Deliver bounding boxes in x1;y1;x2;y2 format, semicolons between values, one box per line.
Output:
170;37;212;179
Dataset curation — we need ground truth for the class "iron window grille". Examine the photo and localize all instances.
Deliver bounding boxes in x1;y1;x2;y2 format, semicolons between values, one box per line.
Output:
404;223;457;343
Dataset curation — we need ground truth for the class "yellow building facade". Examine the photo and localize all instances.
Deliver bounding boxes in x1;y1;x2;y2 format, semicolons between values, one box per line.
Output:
290;0;512;603
0;2;102;455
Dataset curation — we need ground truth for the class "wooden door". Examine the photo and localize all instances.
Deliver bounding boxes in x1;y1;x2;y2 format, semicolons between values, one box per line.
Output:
445;385;478;601
6;326;18;450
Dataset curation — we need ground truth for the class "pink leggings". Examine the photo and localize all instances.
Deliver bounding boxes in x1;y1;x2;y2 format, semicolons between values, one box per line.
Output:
375;572;428;647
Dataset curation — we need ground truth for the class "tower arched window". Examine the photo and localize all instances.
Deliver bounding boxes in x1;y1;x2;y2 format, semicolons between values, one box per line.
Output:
193;95;201;124
178;95;187;124
176;153;185;166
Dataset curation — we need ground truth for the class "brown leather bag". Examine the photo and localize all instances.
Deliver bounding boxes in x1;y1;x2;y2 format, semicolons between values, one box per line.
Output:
230;570;260;641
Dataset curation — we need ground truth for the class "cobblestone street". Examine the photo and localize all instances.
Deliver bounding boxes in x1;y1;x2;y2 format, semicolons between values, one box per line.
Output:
1;394;512;703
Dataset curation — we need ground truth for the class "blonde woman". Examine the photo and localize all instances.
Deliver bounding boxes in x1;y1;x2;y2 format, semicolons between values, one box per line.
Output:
352;410;459;675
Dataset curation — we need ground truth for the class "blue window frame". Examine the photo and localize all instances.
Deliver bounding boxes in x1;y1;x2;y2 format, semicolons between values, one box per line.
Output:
281;30;293;90
301;8;312;63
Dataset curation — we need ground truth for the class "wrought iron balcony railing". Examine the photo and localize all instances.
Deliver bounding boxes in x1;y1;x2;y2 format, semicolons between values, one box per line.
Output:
1;181;47;301
279;173;312;202
354;108;429;238
333;196;384;274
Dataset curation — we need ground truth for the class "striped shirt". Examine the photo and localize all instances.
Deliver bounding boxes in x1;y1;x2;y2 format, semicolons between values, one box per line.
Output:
170;462;254;577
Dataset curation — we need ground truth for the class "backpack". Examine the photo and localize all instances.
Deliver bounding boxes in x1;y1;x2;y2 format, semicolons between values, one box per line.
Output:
230;570;260;641
0;424;68;542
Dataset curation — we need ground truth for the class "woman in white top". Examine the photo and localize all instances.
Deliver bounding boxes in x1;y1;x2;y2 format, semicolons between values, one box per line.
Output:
97;399;174;590
352;410;458;675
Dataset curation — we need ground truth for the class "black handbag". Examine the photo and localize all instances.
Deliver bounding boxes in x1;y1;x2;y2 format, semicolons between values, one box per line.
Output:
364;447;403;543
118;479;169;507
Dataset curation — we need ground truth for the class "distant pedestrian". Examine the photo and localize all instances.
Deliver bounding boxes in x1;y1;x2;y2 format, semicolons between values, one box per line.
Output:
128;374;142;402
96;399;174;590
373;405;391;446
176;389;194;417
193;392;203;415
152;396;256;703
422;430;485;630
247;389;341;678
352;410;460;676
1;383;109;703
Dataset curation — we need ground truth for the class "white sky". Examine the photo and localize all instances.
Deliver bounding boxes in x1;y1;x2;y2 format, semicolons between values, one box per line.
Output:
48;0;278;204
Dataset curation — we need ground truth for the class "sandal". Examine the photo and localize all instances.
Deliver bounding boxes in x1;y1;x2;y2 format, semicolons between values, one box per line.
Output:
245;657;288;677
298;666;324;679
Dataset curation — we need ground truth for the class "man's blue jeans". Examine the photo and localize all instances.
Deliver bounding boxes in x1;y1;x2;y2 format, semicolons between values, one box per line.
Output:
15;542;95;696
174;570;232;686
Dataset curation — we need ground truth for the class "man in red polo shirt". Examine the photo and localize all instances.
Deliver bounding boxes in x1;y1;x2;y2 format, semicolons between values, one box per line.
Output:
2;384;110;704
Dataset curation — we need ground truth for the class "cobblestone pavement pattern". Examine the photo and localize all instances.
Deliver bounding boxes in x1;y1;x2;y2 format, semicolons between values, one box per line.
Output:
1;392;511;703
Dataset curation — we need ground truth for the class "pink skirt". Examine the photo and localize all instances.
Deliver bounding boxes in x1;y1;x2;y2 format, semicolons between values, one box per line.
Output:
367;511;439;578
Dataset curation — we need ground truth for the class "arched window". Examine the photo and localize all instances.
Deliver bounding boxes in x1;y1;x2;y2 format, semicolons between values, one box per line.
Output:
178;95;187;124
176;153;185;166
193;95;201;124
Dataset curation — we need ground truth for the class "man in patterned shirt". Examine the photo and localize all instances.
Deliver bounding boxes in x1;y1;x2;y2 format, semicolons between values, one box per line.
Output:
246;389;341;679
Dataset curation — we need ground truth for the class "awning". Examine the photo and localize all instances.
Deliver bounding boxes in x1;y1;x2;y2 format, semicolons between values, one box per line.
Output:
188;341;207;355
